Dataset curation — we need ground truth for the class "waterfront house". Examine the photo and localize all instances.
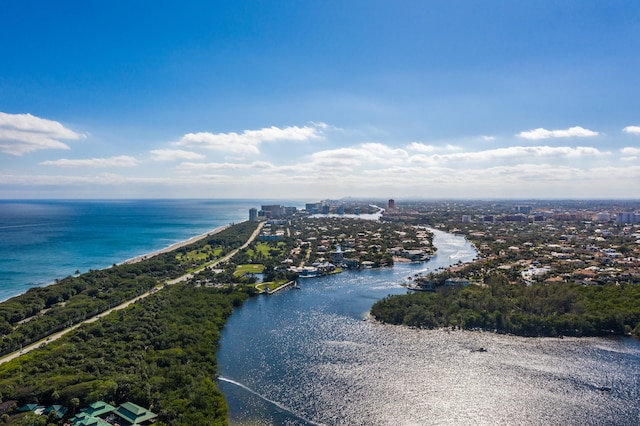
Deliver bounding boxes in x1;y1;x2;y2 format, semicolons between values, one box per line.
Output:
444;277;470;286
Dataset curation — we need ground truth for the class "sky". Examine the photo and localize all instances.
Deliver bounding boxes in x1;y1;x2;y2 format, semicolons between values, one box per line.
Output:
1;1;639;200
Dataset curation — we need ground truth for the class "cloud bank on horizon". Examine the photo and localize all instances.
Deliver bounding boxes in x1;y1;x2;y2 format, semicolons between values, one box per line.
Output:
1;1;639;199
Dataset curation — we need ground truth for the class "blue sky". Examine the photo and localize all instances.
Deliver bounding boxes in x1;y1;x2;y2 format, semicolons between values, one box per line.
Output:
1;1;639;199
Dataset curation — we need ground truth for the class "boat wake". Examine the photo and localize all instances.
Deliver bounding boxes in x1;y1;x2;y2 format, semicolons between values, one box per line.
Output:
217;376;325;426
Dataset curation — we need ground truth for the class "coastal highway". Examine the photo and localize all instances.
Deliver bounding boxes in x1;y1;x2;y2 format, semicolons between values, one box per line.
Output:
0;221;264;366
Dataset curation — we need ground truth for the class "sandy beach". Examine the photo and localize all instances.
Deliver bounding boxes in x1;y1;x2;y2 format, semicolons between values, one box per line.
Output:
122;224;233;264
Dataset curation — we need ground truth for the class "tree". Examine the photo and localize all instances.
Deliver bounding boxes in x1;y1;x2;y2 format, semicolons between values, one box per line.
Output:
70;397;80;415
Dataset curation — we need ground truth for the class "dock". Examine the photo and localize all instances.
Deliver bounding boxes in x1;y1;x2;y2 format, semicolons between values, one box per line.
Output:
267;280;297;295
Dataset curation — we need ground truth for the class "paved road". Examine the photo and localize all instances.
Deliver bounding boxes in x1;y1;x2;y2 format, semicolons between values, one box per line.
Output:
0;221;264;366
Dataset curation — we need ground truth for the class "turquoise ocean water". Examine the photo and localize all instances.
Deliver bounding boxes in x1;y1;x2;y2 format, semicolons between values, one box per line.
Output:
0;199;267;302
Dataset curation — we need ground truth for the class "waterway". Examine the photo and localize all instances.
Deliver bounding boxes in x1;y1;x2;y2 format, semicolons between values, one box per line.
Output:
217;230;640;425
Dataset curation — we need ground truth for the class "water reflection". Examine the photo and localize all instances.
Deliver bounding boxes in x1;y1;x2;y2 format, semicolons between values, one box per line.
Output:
218;230;640;425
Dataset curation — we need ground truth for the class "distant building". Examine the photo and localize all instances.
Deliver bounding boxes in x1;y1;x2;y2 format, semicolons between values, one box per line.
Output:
616;212;639;223
249;208;258;222
337;205;345;215
388;199;395;209
445;277;470;286
321;204;330;214
261;205;284;218
462;215;471;223
305;203;319;213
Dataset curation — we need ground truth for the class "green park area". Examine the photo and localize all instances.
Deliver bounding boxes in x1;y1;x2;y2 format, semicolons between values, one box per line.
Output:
233;264;265;277
176;244;224;264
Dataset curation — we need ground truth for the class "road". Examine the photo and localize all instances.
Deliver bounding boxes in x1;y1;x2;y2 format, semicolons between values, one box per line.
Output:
0;221;264;366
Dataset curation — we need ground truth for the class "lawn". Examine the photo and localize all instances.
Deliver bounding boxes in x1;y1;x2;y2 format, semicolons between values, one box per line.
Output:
234;264;265;277
254;279;289;292
176;245;223;262
249;242;286;258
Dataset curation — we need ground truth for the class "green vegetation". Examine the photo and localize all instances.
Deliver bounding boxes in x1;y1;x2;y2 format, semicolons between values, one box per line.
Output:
0;221;258;357
0;283;252;425
372;275;640;337
255;280;290;292
233;264;265;276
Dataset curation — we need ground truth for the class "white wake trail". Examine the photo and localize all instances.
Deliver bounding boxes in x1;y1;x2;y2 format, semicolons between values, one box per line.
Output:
217;376;326;426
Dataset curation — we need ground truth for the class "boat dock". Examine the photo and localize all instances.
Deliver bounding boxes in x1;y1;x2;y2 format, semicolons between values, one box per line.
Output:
267;280;297;295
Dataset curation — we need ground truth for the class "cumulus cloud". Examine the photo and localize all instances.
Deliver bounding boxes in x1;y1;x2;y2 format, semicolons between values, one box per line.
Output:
310;143;409;169
621;147;640;155
407;142;461;153
177;161;275;172
623;126;640;135
40;155;139;167
150;149;205;161
0;112;85;155
174;123;325;154
481;135;495;141
517;126;598;140
407;142;437;153
408;145;604;166
620;147;640;161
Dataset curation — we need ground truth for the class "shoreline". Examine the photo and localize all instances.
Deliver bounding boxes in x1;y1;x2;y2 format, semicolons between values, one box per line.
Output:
121;223;233;264
1;222;242;303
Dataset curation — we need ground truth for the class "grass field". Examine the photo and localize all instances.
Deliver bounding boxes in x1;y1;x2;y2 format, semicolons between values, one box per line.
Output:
234;263;265;276
176;245;223;262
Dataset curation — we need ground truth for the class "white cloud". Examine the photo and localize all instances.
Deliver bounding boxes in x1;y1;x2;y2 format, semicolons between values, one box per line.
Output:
409;145;604;166
517;126;599;140
177;161;275;172
174;123;324;154
310;143;409;169
481;135;495;141
621;147;640;155
407;142;462;153
407;142;436;153
623;126;640;135
150;149;205;161
40;156;139;167
0;112;85;155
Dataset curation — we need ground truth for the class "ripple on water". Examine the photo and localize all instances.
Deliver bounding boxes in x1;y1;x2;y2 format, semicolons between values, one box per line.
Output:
218;234;640;426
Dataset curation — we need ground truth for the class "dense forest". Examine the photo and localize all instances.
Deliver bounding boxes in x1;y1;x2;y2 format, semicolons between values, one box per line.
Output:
0;283;252;425
371;275;640;337
0;221;257;356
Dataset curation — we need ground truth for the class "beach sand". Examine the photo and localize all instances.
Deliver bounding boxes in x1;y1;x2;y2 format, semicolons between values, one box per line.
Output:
122;224;232;264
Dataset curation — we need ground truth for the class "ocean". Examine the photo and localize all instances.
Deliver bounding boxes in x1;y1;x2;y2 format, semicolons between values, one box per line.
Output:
2;200;639;425
0;199;263;302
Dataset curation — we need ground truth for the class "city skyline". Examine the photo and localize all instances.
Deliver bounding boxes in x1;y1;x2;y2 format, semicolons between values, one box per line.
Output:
1;1;639;199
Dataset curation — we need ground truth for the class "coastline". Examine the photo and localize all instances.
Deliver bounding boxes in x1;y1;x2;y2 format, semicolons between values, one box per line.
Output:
1;222;242;303
121;223;233;264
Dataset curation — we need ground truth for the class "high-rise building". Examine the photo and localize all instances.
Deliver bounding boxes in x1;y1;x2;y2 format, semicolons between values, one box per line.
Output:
261;205;284;218
388;199;395;209
616;212;639;223
249;208;258;222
